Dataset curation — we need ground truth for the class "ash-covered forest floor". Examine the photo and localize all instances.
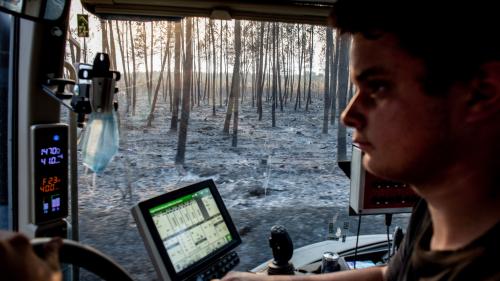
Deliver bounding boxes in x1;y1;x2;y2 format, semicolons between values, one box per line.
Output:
75;92;410;280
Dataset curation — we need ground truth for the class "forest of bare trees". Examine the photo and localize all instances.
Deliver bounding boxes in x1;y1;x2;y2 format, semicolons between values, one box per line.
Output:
66;17;353;166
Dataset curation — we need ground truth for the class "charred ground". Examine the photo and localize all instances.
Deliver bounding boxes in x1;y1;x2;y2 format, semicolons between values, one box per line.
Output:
76;95;409;280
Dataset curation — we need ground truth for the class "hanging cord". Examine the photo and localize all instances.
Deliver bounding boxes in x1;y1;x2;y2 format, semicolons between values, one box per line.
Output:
385;214;393;262
353;214;362;269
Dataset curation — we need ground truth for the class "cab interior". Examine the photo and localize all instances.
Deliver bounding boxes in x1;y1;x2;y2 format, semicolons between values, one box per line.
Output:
0;0;412;280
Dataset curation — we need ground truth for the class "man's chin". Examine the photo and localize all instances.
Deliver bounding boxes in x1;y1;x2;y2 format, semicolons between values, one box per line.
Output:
363;156;401;181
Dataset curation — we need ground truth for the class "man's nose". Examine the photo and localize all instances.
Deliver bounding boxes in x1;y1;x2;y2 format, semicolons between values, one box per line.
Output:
341;94;365;129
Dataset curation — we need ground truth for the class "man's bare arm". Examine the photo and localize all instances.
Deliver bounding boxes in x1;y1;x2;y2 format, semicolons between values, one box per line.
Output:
216;266;387;281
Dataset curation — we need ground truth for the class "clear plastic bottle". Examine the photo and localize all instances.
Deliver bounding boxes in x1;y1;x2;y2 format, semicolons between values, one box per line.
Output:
80;111;119;173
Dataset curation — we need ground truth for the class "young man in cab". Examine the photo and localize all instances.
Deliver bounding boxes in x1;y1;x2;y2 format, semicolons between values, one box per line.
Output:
1;1;499;280
218;0;500;280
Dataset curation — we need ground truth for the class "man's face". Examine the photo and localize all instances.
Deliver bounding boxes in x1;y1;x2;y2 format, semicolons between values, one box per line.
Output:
342;33;453;185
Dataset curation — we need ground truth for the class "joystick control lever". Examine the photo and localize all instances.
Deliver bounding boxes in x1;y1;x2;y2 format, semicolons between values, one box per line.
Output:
267;225;295;275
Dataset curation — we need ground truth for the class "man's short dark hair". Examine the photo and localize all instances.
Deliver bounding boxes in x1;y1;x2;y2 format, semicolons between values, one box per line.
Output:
330;0;500;94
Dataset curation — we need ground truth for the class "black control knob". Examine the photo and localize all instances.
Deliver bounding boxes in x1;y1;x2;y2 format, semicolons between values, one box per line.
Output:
269;225;293;265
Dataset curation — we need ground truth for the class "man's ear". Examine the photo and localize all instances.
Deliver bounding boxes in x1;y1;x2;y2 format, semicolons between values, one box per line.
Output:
465;62;500;123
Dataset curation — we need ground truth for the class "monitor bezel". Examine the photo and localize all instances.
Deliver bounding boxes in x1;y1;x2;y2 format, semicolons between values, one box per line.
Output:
136;179;241;280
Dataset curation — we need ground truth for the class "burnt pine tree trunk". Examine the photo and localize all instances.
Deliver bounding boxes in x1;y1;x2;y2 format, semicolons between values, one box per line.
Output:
282;34;289;107
251;24;256;107
175;18;193;165
128;21;137;115
261;25;270;102
240;24;248;103
231;20;242;147
276;24;283;112
336;34;351;161
191;28;197;107
142;23;151;102
115;21;130;113
251;23;257;107
203;19;210;104
125;22;133;112
323;27;333;134
167;29;173;110
190;22;196;109
223;21;242;134
150;22;154;101
191;34;196;108
302;34;307;104
204;36;210;103
294;25;304;111
196;19;202;107
223;82;235;134
271;22;277;127
146;25;170;127
256;22;265;120
170;21;182;131
225;22;230;105
219;21;223;107
306;26;314;111
241;43;248;104
289;33;295;105
125;22;133;109
266;61;271;101
209;20;217;115
161;41;165;101
164;22;172;104
330;32;340;125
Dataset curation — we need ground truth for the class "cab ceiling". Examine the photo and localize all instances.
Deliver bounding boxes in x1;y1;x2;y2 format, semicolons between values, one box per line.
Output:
80;0;336;25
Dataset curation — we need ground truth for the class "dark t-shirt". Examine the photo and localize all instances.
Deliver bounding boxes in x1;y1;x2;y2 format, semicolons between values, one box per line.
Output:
386;200;500;281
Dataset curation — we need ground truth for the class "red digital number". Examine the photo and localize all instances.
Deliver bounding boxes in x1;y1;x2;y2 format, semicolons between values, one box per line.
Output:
39;176;61;193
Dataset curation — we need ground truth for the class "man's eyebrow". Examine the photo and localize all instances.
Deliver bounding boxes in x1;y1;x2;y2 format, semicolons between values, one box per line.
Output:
354;67;390;82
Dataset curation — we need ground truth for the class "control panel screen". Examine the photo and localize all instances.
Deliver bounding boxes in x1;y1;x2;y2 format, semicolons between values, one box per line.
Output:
32;124;68;224
132;179;241;281
149;188;233;273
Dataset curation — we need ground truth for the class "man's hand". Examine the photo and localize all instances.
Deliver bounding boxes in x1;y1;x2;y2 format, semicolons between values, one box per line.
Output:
213;271;293;281
212;271;267;281
213;266;387;281
0;231;62;281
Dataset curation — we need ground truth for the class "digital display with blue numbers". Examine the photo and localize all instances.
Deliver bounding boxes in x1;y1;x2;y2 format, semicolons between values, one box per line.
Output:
32;124;68;224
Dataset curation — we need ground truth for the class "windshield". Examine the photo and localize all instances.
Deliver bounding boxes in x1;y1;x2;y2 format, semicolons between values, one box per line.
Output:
65;2;410;280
